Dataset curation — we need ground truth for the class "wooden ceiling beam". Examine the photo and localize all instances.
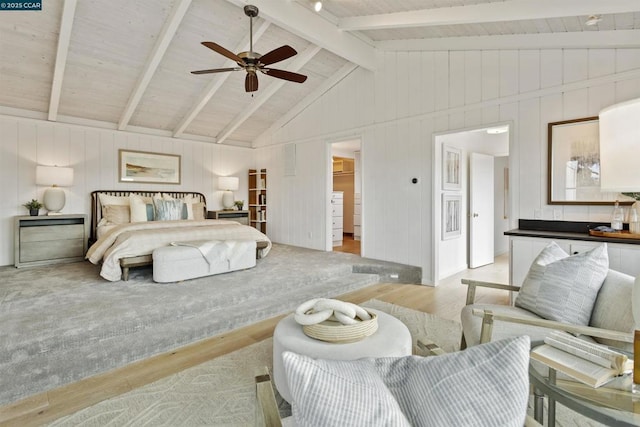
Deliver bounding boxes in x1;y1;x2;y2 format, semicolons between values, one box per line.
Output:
48;0;77;122
378;29;640;51
117;0;192;131
338;0;640;31
222;0;375;70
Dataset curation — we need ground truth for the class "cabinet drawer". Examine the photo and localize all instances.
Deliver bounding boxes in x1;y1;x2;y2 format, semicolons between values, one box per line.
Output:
20;239;84;263
332;216;344;229
332;229;343;240
21;224;84;243
332;206;343;217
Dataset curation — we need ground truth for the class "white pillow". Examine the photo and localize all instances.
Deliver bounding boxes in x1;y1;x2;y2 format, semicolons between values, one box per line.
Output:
514;242;609;325
283;336;531;427
129;194;151;222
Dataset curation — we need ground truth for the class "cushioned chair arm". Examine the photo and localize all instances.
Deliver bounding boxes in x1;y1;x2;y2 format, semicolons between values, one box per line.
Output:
255;368;282;427
417;339;446;356
461;278;520;305
471;309;633;344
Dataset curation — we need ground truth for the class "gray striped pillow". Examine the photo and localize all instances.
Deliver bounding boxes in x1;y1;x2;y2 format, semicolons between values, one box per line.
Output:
283;336;530;427
515;242;609;325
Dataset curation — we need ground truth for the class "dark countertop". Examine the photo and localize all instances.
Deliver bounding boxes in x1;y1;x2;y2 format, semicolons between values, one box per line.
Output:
505;219;640;245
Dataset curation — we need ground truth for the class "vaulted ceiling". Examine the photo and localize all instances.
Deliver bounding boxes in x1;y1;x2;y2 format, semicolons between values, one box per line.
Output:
1;0;639;147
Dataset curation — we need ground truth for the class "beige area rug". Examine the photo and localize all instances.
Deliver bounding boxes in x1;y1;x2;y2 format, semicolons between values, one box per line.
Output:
47;300;598;427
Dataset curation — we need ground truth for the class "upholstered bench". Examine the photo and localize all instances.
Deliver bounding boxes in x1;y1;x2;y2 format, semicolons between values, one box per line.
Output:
153;239;257;283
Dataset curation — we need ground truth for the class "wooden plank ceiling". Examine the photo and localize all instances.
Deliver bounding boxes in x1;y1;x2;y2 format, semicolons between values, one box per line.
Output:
0;0;639;147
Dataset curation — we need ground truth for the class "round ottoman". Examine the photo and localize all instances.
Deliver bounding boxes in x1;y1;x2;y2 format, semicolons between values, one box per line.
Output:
273;308;412;402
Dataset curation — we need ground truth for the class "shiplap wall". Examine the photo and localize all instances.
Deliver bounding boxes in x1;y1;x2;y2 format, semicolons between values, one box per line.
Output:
0;116;254;266
256;48;640;285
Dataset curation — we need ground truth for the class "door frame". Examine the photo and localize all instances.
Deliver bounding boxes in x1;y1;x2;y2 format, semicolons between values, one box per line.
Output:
431;122;514;284
326;137;363;253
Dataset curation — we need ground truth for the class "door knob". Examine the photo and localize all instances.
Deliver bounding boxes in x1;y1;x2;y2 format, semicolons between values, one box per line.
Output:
473;213;479;217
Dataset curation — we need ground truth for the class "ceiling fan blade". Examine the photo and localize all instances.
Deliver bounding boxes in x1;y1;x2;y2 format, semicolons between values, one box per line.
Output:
261;68;308;83
191;67;241;75
259;45;297;66
245;72;258;92
201;41;244;65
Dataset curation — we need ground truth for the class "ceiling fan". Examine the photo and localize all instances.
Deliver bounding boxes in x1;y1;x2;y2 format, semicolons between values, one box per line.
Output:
191;4;308;92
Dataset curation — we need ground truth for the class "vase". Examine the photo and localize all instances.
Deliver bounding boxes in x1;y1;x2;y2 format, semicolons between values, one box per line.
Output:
29;209;39;216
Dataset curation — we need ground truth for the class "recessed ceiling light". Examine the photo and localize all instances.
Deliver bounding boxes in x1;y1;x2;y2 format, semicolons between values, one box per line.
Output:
314;1;322;12
585;15;602;26
486;126;508;135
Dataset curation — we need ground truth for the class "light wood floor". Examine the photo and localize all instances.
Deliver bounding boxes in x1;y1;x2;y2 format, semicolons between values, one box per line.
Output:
332;233;360;255
0;255;509;426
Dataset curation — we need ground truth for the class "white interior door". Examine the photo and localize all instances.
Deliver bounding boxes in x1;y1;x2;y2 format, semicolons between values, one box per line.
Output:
469;152;494;268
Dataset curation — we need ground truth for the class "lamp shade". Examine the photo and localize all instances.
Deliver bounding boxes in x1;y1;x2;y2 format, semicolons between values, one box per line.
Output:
218;176;239;191
599;97;640;192
36;165;74;187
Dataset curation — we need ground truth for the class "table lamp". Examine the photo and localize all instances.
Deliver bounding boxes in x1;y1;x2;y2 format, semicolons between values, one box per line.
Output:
36;165;74;215
218;176;239;210
600;97;640;233
600;97;640;392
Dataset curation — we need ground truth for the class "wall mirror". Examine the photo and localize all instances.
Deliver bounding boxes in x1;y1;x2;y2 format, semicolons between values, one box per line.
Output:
547;117;629;205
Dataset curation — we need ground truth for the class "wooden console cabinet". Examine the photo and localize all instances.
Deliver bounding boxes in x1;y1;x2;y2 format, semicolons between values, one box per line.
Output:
14;214;88;268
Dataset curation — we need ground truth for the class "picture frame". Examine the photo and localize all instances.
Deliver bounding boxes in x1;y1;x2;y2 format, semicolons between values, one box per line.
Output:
547;117;630;205
119;149;181;184
442;193;462;240
442;145;461;190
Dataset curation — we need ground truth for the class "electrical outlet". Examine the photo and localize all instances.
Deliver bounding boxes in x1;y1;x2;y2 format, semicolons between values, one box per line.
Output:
553;209;562;220
308;231;312;239
534;209;542;219
390;273;399;279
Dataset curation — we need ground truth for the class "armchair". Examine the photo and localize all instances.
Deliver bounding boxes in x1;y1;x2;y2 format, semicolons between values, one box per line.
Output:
460;268;636;351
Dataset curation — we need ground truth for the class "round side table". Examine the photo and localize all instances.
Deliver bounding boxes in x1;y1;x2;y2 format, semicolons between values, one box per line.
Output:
272;308;412;402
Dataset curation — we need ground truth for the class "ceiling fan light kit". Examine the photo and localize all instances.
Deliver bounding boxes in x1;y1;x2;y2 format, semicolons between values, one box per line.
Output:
191;5;308;93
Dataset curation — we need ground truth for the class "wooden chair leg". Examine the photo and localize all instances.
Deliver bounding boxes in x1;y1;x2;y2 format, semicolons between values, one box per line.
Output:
255;368;282;427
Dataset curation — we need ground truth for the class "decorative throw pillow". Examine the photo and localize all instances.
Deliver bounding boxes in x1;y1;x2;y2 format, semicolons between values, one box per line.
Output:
154;199;183;221
283;336;530;427
129;194;153;222
514;242;609;325
102;204;130;225
192;202;205;220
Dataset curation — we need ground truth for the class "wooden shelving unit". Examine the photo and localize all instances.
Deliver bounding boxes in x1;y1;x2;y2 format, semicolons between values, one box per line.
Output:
249;168;267;234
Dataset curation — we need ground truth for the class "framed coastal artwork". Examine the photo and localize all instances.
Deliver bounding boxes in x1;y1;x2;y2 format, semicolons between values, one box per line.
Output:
119;149;181;184
442;193;462;240
547;116;630;205
442;145;461;190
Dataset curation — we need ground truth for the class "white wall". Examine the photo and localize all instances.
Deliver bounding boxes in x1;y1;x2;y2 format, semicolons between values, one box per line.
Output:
255;48;640;285
0;115;254;266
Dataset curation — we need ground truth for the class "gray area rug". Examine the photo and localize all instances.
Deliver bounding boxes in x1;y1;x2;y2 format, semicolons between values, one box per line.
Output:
47;300;596;427
0;244;419;406
47;299;461;426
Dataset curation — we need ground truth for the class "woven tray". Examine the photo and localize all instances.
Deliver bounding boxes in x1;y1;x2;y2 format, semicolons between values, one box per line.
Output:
588;229;640;240
303;312;378;343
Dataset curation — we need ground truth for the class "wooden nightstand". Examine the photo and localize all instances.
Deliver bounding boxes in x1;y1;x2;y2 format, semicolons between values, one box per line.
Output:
207;210;250;225
14;214;88;268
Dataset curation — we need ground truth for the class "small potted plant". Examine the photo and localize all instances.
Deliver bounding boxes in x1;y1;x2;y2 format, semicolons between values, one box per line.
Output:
234;200;244;211
23;199;43;216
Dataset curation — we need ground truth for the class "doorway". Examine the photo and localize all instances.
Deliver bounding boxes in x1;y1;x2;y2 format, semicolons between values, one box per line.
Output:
432;124;511;283
329;139;362;255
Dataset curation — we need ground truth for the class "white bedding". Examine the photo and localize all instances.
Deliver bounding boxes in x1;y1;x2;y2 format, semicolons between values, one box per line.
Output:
86;219;271;281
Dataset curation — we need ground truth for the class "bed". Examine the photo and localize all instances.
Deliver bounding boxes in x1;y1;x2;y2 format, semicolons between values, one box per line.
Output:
86;190;271;281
